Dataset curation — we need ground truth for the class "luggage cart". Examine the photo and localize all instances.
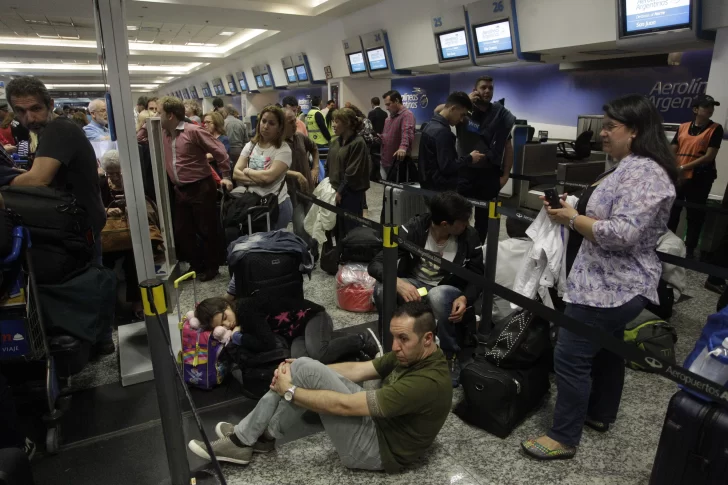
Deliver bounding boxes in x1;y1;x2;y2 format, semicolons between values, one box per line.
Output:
0;226;66;453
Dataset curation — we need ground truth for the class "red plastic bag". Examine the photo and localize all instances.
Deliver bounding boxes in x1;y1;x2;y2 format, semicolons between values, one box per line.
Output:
336;263;375;313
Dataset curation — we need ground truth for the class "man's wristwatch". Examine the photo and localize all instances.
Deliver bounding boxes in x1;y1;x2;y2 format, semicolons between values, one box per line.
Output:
568;213;579;231
284;385;297;402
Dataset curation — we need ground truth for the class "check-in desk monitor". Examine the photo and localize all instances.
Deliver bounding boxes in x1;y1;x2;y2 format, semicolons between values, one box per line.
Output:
366;47;388;71
263;73;272;87
438;29;470;61
473;19;513;55
431;7;474;69
295;65;308;82
236;72;248;93
226;74;237;94
286;68;297;83
201;82;212;98
349;52;366;73
182;88;190;100
616;0;714;49
212;78;225;96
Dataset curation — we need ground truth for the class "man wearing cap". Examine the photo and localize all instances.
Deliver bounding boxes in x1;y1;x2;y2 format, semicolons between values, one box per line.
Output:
667;94;723;263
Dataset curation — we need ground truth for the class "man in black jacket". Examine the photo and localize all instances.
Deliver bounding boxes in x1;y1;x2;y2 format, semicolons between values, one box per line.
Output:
368;192;483;385
419;92;484;191
367;97;388;135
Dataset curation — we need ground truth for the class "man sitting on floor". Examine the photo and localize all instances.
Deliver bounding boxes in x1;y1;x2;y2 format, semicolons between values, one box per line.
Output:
368;191;484;386
188;301;452;473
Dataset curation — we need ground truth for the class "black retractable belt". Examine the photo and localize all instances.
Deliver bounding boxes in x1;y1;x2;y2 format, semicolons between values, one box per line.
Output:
300;187;728;408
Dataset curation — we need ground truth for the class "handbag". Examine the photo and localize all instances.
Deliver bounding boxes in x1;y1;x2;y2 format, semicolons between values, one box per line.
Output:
481;308;550;369
624;318;677;372
100;200;132;253
320;229;340;275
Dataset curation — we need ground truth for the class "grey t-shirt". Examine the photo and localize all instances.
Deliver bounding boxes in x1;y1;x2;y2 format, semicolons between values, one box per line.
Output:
36;117;106;234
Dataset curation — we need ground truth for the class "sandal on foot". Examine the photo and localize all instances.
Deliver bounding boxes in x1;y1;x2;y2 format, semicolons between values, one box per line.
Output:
585;418;609;433
521;439;576;460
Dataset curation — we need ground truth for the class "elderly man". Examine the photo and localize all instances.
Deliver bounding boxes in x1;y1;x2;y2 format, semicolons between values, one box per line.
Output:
189;301;452;474
83;98;110;141
223;104;247;167
158;96;232;281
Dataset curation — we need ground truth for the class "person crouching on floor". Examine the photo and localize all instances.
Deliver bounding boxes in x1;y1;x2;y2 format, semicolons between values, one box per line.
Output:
188;301;453;473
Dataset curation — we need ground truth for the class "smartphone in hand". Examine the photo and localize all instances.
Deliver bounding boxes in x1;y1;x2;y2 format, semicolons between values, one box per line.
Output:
544;188;562;209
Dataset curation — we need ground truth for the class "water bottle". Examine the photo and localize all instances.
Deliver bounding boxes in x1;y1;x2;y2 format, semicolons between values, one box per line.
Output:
688;337;728;385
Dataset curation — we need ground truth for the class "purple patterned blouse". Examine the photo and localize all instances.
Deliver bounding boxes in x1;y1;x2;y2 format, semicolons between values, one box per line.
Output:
564;154;676;308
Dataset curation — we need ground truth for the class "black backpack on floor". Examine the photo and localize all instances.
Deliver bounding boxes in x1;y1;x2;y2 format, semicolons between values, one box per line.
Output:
231;251;303;300
340;227;382;264
230;335;291;400
481;309;551;369
0;186;93;284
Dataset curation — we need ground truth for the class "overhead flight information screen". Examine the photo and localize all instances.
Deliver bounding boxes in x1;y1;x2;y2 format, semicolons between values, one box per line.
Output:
286;67;297;83
622;0;691;35
263;73;272;86
366;48;388;71
348;52;366;73
474;19;513;56
437;29;469;61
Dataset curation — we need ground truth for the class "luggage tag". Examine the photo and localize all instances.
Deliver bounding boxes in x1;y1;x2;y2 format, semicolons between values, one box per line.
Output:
418;287;428;297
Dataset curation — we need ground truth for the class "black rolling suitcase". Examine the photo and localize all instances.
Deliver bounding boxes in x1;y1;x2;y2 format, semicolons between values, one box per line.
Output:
649;391;728;485
454;356;550;438
231;252;303;300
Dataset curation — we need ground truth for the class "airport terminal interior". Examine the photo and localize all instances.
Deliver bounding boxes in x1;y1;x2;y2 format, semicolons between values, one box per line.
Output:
1;0;728;484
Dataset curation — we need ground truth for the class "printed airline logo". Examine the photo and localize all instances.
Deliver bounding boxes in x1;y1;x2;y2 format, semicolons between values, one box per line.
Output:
401;88;429;110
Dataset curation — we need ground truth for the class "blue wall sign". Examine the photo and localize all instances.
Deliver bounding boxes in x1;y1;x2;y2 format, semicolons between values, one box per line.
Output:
0;319;29;358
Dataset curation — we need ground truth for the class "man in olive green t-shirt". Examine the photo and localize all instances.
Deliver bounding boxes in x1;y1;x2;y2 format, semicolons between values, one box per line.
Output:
189;301;453;473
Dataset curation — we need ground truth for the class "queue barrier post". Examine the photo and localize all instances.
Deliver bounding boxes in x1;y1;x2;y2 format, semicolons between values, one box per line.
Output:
381;186;399;352
479;199;502;337
140;279;191;485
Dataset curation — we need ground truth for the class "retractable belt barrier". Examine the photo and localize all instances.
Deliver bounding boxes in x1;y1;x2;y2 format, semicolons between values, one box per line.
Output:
297;187;728;408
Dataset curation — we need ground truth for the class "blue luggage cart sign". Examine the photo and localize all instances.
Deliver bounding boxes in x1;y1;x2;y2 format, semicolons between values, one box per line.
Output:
0;319;29;358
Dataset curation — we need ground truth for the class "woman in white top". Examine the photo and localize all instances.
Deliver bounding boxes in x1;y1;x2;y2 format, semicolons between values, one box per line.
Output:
234;105;293;230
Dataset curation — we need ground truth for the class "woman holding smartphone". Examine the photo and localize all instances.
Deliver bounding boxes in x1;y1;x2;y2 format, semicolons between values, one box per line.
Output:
521;94;678;460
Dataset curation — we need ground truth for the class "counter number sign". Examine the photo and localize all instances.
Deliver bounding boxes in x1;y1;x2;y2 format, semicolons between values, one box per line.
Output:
493;0;504;12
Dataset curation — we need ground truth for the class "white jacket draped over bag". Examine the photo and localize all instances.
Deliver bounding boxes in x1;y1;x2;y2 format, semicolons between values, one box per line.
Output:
304;177;337;245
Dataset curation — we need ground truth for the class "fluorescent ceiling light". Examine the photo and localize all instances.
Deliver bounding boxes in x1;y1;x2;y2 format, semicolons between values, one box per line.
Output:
0;61;204;75
46;83;162;89
185;42;205;46
127;26;138;31
134;40;155;44
219;32;234;36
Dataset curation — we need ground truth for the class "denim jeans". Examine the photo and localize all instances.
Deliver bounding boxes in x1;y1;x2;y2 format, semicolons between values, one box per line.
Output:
273;197;293;231
291;198;314;248
373;278;463;354
548;295;647;447
234;357;382;470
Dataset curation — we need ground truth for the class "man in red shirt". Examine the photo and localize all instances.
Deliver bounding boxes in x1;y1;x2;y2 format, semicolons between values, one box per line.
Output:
380;90;416;181
158;96;232;281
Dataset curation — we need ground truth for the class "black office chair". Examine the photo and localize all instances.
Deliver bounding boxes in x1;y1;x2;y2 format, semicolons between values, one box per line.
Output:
557;130;593;161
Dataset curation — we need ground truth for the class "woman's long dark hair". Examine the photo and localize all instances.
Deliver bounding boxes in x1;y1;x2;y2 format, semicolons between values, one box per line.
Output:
603;94;679;185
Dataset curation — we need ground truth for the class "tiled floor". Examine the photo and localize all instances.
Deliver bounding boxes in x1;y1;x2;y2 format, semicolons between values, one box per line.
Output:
51;182;725;485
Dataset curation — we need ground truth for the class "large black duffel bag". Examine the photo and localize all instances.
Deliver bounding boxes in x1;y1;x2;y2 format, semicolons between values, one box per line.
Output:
0;186;93;284
340;227;382;264
481;309;551;369
454;356;550;438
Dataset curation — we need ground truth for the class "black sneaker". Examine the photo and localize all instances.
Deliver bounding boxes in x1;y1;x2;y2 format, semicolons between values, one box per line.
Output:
686;247;696;260
23;437;36;461
584;418;610;433
310;240;320;264
449;357;461;388
359;328;383;360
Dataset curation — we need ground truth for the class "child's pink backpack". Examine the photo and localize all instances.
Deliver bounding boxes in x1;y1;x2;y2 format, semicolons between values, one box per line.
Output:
180;311;229;390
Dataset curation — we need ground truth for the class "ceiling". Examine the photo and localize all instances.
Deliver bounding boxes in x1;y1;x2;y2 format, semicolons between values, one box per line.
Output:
0;0;382;92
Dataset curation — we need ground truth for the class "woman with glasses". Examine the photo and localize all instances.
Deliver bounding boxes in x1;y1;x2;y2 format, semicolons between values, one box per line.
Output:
521;94;678;460
203;112;230;179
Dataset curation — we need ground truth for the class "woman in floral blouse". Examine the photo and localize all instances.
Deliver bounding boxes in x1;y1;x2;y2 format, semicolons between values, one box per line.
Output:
522;94;678;460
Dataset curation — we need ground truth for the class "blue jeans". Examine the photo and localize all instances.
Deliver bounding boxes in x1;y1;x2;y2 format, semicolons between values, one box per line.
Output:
373;278;463;354
548;295;647;447
273;197;293;231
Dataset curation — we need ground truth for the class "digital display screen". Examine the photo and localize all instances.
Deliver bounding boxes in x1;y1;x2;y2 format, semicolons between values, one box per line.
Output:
437;29;469;61
348;52;366;73
228;81;236;92
255;75;263;88
263;73;272;87
238;78;247;92
190;87;198;98
623;0;691;35
286;67;297;83
183;88;190;99
366;47;388;71
474;20;513;56
295;65;308;81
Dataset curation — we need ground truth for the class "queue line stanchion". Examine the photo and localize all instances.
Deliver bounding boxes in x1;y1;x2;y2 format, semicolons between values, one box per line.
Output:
381;186;398;352
139;279;191;485
479;199;502;338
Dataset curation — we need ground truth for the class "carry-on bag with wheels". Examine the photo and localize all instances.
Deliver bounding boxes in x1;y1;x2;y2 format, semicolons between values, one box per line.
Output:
455;356;550;438
382;185;429;226
231;252;303;300
649;390;728;485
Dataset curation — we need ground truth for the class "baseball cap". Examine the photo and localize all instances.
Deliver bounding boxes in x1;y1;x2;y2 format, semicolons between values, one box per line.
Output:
692;94;720;108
